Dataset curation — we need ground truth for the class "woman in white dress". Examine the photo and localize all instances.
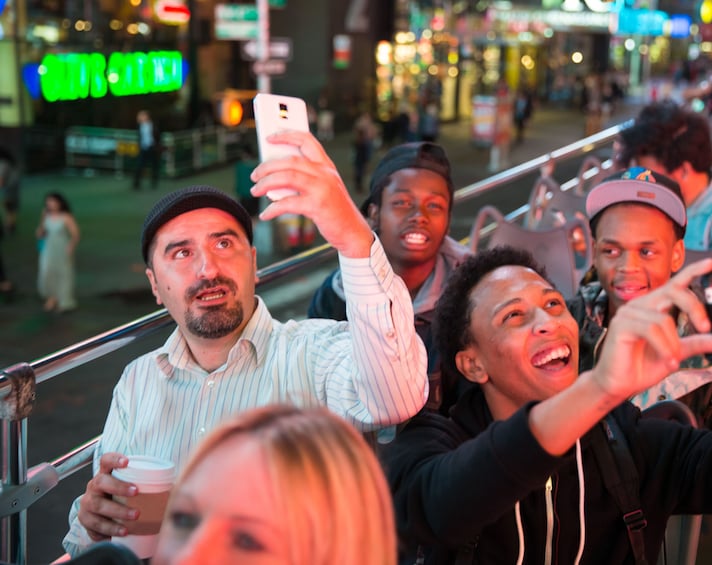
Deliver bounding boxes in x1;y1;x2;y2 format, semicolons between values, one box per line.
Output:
36;192;80;312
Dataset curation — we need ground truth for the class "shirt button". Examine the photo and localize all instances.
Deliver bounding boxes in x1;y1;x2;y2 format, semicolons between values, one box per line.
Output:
386;331;395;338
207;380;215;388
198;427;206;436
657;394;667;401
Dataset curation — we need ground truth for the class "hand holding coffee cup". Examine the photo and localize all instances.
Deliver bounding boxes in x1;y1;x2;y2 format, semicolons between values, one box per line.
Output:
111;455;176;559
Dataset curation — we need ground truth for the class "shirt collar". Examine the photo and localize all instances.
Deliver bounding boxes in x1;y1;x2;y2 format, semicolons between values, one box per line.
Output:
152;297;273;377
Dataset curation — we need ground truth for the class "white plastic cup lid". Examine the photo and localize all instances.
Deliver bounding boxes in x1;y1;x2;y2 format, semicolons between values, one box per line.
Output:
112;455;176;488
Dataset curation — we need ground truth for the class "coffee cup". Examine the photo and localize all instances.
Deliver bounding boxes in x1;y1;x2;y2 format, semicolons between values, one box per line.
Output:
111;455;176;559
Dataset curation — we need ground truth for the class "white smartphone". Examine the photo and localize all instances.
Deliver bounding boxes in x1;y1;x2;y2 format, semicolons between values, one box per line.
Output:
253;93;310;201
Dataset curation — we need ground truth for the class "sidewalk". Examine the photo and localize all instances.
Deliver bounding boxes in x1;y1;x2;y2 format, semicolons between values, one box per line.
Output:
0;98;644;367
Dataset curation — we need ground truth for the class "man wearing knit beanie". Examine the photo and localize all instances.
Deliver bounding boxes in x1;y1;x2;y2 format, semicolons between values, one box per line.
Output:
309;141;471;419
64;130;428;557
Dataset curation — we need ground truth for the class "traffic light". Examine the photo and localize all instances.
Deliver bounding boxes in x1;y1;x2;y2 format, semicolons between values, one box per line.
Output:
214;89;257;127
221;97;244;126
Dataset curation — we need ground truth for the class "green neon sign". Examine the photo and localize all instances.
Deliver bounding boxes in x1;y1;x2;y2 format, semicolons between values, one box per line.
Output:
39;50;183;102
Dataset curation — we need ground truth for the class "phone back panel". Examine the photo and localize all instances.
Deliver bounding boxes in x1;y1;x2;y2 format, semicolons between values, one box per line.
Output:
253;93;310;162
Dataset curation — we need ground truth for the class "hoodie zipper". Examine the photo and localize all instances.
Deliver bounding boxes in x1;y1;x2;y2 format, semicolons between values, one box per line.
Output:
544;476;554;565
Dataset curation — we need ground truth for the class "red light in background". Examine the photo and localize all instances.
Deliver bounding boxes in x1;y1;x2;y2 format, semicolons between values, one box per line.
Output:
154;0;190;24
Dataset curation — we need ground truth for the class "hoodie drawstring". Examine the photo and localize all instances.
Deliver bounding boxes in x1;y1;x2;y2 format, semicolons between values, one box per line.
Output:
514;438;586;565
574;438;586;564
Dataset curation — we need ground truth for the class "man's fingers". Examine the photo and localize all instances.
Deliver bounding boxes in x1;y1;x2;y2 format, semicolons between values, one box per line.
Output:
262;130;333;164
611;304;681;365
97;452;129;474
675;257;712;284
85;528;111;543
251;167;310;200
89;471;137;499
634;312;680;364
78;455;139;539
251;167;348;221
79;501;136;538
680;333;712;360
634;266;712;333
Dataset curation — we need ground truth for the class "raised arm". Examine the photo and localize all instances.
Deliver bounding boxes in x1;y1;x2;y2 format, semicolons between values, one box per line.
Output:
250;132;428;428
529;258;712;455
250;130;373;257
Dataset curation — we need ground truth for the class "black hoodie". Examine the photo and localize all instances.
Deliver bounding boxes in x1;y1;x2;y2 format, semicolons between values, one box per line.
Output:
381;384;712;564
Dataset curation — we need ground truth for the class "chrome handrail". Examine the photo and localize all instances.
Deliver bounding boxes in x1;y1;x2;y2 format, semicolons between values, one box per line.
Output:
0;122;627;564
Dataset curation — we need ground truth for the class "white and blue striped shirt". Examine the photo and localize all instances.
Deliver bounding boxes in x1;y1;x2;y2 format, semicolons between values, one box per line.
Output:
64;236;428;555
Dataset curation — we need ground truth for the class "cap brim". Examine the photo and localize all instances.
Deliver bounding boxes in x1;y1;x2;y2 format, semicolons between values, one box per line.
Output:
586;179;687;228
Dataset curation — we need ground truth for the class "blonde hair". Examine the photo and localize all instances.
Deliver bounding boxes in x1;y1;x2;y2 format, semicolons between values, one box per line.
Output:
176;405;397;565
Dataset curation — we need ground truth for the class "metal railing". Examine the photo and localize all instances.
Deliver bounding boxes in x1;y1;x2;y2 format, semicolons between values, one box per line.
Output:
0;121;627;564
64;124;254;179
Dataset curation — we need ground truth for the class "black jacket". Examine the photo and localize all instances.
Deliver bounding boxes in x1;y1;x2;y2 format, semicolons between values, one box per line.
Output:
381;385;712;564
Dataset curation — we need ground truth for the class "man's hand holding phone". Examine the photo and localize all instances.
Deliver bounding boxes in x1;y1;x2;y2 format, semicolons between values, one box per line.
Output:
253;93;310;201
250;96;374;259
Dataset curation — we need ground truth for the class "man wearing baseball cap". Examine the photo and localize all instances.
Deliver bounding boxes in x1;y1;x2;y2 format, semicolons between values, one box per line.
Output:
308;141;471;417
63;132;429;557
568;166;712;422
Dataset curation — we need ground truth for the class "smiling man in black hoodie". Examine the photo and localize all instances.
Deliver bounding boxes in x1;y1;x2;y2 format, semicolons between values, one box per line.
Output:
382;246;712;564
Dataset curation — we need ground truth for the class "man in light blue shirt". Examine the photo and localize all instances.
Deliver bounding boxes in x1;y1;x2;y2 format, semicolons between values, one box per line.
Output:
63;131;428;556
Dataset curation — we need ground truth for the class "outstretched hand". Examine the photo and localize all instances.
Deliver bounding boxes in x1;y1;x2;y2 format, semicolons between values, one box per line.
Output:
249;131;374;258
591;258;712;404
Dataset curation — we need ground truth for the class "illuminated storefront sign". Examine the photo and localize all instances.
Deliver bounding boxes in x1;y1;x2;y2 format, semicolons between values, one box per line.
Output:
668;15;691;38
560;0;615;13
38;50;183;102
490;8;611;31
614;9;668;35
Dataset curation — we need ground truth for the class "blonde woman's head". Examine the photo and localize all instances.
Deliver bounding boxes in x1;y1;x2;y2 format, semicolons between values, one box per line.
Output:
152;405;396;565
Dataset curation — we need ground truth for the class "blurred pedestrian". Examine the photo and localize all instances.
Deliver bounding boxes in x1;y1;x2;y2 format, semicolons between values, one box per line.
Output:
133;110;161;190
0;246;12;298
317;108;335;141
419;103;440;143
583;74;603;136
316;91;335;141
0;146;20;236
352;109;377;193
513;88;533;143
36;192;80;312
393;101;418;143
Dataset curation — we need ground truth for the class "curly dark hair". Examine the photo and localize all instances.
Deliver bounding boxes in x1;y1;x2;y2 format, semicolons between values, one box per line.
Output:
618;101;712;175
433;246;549;380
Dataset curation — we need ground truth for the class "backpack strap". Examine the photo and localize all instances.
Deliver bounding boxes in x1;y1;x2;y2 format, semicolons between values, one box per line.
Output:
591;413;648;565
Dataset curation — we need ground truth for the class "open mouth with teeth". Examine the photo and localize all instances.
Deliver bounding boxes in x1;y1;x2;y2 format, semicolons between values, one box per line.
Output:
402;231;430;249
531;345;572;370
613;282;648;301
195;289;228;303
